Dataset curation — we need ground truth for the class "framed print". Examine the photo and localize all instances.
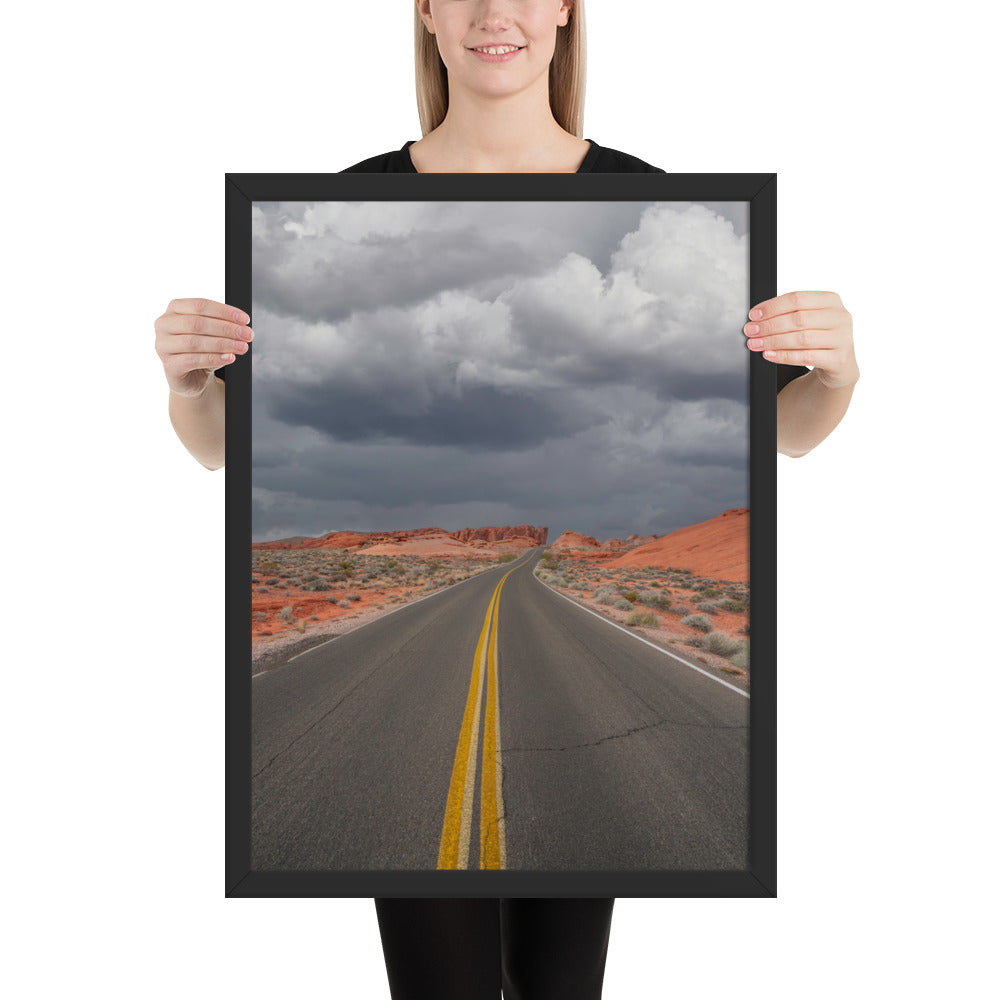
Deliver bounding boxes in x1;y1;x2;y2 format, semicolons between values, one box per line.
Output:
224;173;778;898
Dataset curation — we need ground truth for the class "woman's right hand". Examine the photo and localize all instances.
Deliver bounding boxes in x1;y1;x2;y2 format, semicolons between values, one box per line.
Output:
154;297;253;397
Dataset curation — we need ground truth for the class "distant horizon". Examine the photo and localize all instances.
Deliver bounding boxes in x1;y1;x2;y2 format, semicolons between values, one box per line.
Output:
254;505;747;548
251;199;750;544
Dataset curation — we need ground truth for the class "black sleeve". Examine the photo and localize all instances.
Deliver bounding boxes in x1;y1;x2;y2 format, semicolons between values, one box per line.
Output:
776;363;809;394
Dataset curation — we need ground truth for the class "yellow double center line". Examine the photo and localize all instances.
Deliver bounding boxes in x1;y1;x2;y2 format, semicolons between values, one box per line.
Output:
437;559;523;869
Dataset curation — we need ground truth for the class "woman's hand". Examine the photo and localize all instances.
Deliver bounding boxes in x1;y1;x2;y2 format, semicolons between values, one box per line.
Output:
154;297;253;397
744;290;859;390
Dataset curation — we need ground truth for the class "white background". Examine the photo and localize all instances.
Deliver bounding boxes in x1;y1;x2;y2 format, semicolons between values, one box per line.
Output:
5;1;995;996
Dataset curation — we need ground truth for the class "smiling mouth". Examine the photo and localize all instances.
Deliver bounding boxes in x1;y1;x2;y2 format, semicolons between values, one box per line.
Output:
467;45;525;55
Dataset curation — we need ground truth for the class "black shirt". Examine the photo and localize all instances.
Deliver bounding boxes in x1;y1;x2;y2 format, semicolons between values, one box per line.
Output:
216;141;809;389
341;138;664;174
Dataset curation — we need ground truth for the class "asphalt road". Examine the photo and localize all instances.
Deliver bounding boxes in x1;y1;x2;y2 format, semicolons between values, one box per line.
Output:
251;550;749;871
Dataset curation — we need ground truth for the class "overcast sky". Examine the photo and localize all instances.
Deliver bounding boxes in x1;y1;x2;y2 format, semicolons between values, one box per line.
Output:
250;199;750;544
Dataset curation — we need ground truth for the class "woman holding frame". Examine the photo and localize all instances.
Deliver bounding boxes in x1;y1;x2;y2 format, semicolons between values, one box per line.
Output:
155;3;859;997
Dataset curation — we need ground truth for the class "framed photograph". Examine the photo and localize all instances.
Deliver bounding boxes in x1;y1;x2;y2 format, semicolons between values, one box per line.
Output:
224;172;778;898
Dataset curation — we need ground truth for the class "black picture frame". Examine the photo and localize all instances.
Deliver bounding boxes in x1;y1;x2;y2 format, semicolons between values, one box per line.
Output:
225;172;777;898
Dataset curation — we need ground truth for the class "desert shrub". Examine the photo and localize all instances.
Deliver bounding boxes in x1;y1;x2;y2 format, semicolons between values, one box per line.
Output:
684;636;705;648
337;600;352;609
546;573;570;587
497;553;516;563
303;581;332;591
346;593;361;601
673;605;691;616
706;632;743;657
740;623;751;635
729;645;750;670
720;599;747;612
265;577;279;585
254;611;267;622
278;606;295;623
326;596;340;603
695;601;721;615
698;587;723;598
626;610;658;627
639;590;671;611
681;613;714;633
613;597;634;611
623;591;639;603
593;586;619;605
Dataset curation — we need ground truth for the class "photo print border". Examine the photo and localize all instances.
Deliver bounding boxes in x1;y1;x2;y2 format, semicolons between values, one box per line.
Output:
224;172;778;899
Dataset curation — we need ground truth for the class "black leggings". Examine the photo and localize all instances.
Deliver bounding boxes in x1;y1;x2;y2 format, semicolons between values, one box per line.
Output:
374;898;615;1000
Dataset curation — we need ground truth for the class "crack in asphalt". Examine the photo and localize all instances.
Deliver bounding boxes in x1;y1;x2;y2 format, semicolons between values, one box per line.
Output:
502;715;747;753
253;588;494;781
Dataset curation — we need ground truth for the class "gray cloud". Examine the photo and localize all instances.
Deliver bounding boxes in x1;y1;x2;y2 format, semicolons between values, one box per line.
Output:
249;200;750;542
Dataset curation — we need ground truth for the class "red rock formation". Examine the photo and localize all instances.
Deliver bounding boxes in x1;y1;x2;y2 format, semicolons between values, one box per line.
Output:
451;525;548;545
253;531;371;550
608;508;749;581
255;525;547;551
550;530;601;552
625;534;659;546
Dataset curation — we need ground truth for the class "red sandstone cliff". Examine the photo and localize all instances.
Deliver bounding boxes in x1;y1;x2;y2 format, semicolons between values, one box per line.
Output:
254;525;547;551
608;508;748;581
452;525;547;545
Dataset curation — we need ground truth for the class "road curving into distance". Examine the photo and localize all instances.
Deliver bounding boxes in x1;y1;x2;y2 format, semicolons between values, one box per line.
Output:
251;549;749;871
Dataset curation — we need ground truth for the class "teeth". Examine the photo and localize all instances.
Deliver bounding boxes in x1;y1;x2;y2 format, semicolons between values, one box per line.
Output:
476;46;520;54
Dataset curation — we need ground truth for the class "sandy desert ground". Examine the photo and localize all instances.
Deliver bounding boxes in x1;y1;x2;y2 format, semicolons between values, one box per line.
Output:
250;526;543;673
249;512;750;684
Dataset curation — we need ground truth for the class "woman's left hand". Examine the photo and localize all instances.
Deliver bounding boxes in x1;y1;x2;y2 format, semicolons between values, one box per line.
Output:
744;290;859;389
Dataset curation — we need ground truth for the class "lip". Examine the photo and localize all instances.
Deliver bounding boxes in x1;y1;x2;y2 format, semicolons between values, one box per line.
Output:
466;44;525;63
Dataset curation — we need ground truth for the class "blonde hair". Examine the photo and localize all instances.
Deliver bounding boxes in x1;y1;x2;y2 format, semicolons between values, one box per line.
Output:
414;1;587;138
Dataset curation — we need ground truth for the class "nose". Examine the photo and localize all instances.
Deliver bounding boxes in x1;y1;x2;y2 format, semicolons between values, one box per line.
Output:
475;1;514;32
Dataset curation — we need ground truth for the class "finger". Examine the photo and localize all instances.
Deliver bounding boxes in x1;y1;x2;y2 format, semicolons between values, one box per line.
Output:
166;297;250;325
161;332;251;358
748;290;842;321
167;352;239;374
759;346;844;367
156;312;254;343
745;329;841;354
744;307;841;338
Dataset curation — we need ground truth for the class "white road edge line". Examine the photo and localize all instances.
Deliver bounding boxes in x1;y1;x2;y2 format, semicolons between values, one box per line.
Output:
530;566;750;700
254;550;536;678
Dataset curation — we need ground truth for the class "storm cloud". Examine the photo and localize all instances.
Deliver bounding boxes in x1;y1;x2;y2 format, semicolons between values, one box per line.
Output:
248;200;750;543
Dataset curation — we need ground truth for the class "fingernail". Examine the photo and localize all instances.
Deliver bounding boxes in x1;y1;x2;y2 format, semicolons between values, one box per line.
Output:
763;350;776;358
746;323;759;335
750;308;763;320
234;309;250;324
